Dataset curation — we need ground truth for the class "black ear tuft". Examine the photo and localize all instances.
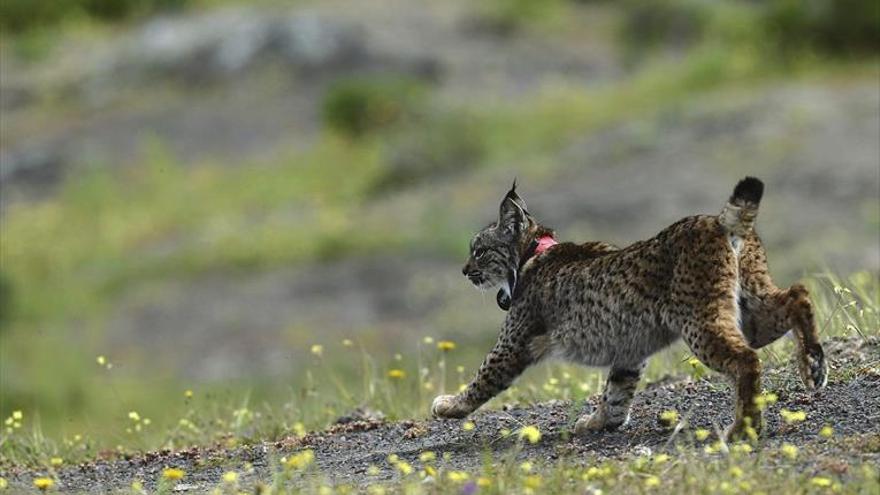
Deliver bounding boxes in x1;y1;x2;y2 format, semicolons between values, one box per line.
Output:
502;179;528;213
731;176;764;205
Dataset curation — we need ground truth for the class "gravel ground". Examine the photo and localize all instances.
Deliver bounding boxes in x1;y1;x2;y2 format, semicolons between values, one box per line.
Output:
5;337;878;493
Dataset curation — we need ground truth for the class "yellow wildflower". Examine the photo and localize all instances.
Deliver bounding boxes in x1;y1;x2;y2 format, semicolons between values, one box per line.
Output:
659;410;679;427
50;457;63;467
310;345;324;357
644;475;661;488
524;475;542;489
462;421;475;431
755;391;778;410
437;341;456;351
694;428;711;441
128;411;140;422
293;422;306;437
284;450;315;470
419;451;436;463
780;409;806;424
729;466;743;478
583;466;604;481
653;454;670;465
342;339;354;347
423;336;434;344
447;471;469;482
518;425;541;444
396;461;413;476
222;471;238;484
732;443;753;454
366;465;380;476
520;461;533;473
12;411;23;421
0;477;7;490
184;390;193;399
780;443;798;460
162;468;185;480
819;425;833;438
477;477;491;487
704;441;722;455
33;478;54;491
130;481;144;493
96;356;106;366
810;477;832;487
387;369;406;379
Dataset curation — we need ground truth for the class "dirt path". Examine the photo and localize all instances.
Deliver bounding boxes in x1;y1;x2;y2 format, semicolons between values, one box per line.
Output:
5;337;878;493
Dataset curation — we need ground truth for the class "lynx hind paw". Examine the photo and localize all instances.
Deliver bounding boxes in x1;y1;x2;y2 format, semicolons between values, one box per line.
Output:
431;394;469;419
799;346;828;390
574;411;627;435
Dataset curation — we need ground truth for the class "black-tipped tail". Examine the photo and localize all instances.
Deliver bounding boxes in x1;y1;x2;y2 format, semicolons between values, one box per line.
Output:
720;177;763;236
730;176;764;206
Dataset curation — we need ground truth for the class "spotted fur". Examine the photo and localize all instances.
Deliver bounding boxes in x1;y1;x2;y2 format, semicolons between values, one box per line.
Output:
434;177;827;439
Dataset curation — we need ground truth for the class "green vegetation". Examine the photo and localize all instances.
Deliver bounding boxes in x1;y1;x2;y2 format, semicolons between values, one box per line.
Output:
321;76;429;139
0;0;190;33
620;0;880;62
373;111;486;192
762;0;880;56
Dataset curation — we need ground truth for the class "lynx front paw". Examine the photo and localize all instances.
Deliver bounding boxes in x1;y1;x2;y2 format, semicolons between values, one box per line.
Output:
431;395;470;419
798;345;828;390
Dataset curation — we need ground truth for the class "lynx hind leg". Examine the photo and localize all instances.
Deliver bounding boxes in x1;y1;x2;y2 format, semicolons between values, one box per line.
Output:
681;317;763;440
741;283;827;389
739;238;827;389
575;365;643;434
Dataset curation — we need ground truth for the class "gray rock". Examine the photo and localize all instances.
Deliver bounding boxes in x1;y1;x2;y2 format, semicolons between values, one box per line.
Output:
107;8;367;83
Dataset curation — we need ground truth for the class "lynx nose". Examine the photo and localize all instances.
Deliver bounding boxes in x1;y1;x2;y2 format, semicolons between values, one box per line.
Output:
461;263;470;276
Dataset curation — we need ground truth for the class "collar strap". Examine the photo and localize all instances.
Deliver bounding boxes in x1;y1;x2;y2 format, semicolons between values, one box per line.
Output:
500;235;557;312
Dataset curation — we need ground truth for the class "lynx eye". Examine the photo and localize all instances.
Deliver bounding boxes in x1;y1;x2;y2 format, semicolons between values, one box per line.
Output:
474;248;487;259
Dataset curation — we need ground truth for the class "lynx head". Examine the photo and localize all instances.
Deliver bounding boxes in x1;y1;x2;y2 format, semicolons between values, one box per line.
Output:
461;182;541;309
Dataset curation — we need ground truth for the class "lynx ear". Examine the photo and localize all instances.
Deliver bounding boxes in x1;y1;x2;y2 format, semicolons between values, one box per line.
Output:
498;180;529;236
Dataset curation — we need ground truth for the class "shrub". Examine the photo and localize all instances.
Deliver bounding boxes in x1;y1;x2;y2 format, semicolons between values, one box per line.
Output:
762;0;880;56
0;0;190;34
372;112;486;192
468;0;567;36
620;0;714;57
618;0;880;61
321;76;429;139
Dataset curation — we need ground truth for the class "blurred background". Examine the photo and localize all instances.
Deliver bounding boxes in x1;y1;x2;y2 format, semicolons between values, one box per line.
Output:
1;0;878;450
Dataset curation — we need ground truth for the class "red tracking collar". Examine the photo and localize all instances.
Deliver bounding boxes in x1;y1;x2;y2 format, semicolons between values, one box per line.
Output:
520;235;558;270
534;235;558;255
